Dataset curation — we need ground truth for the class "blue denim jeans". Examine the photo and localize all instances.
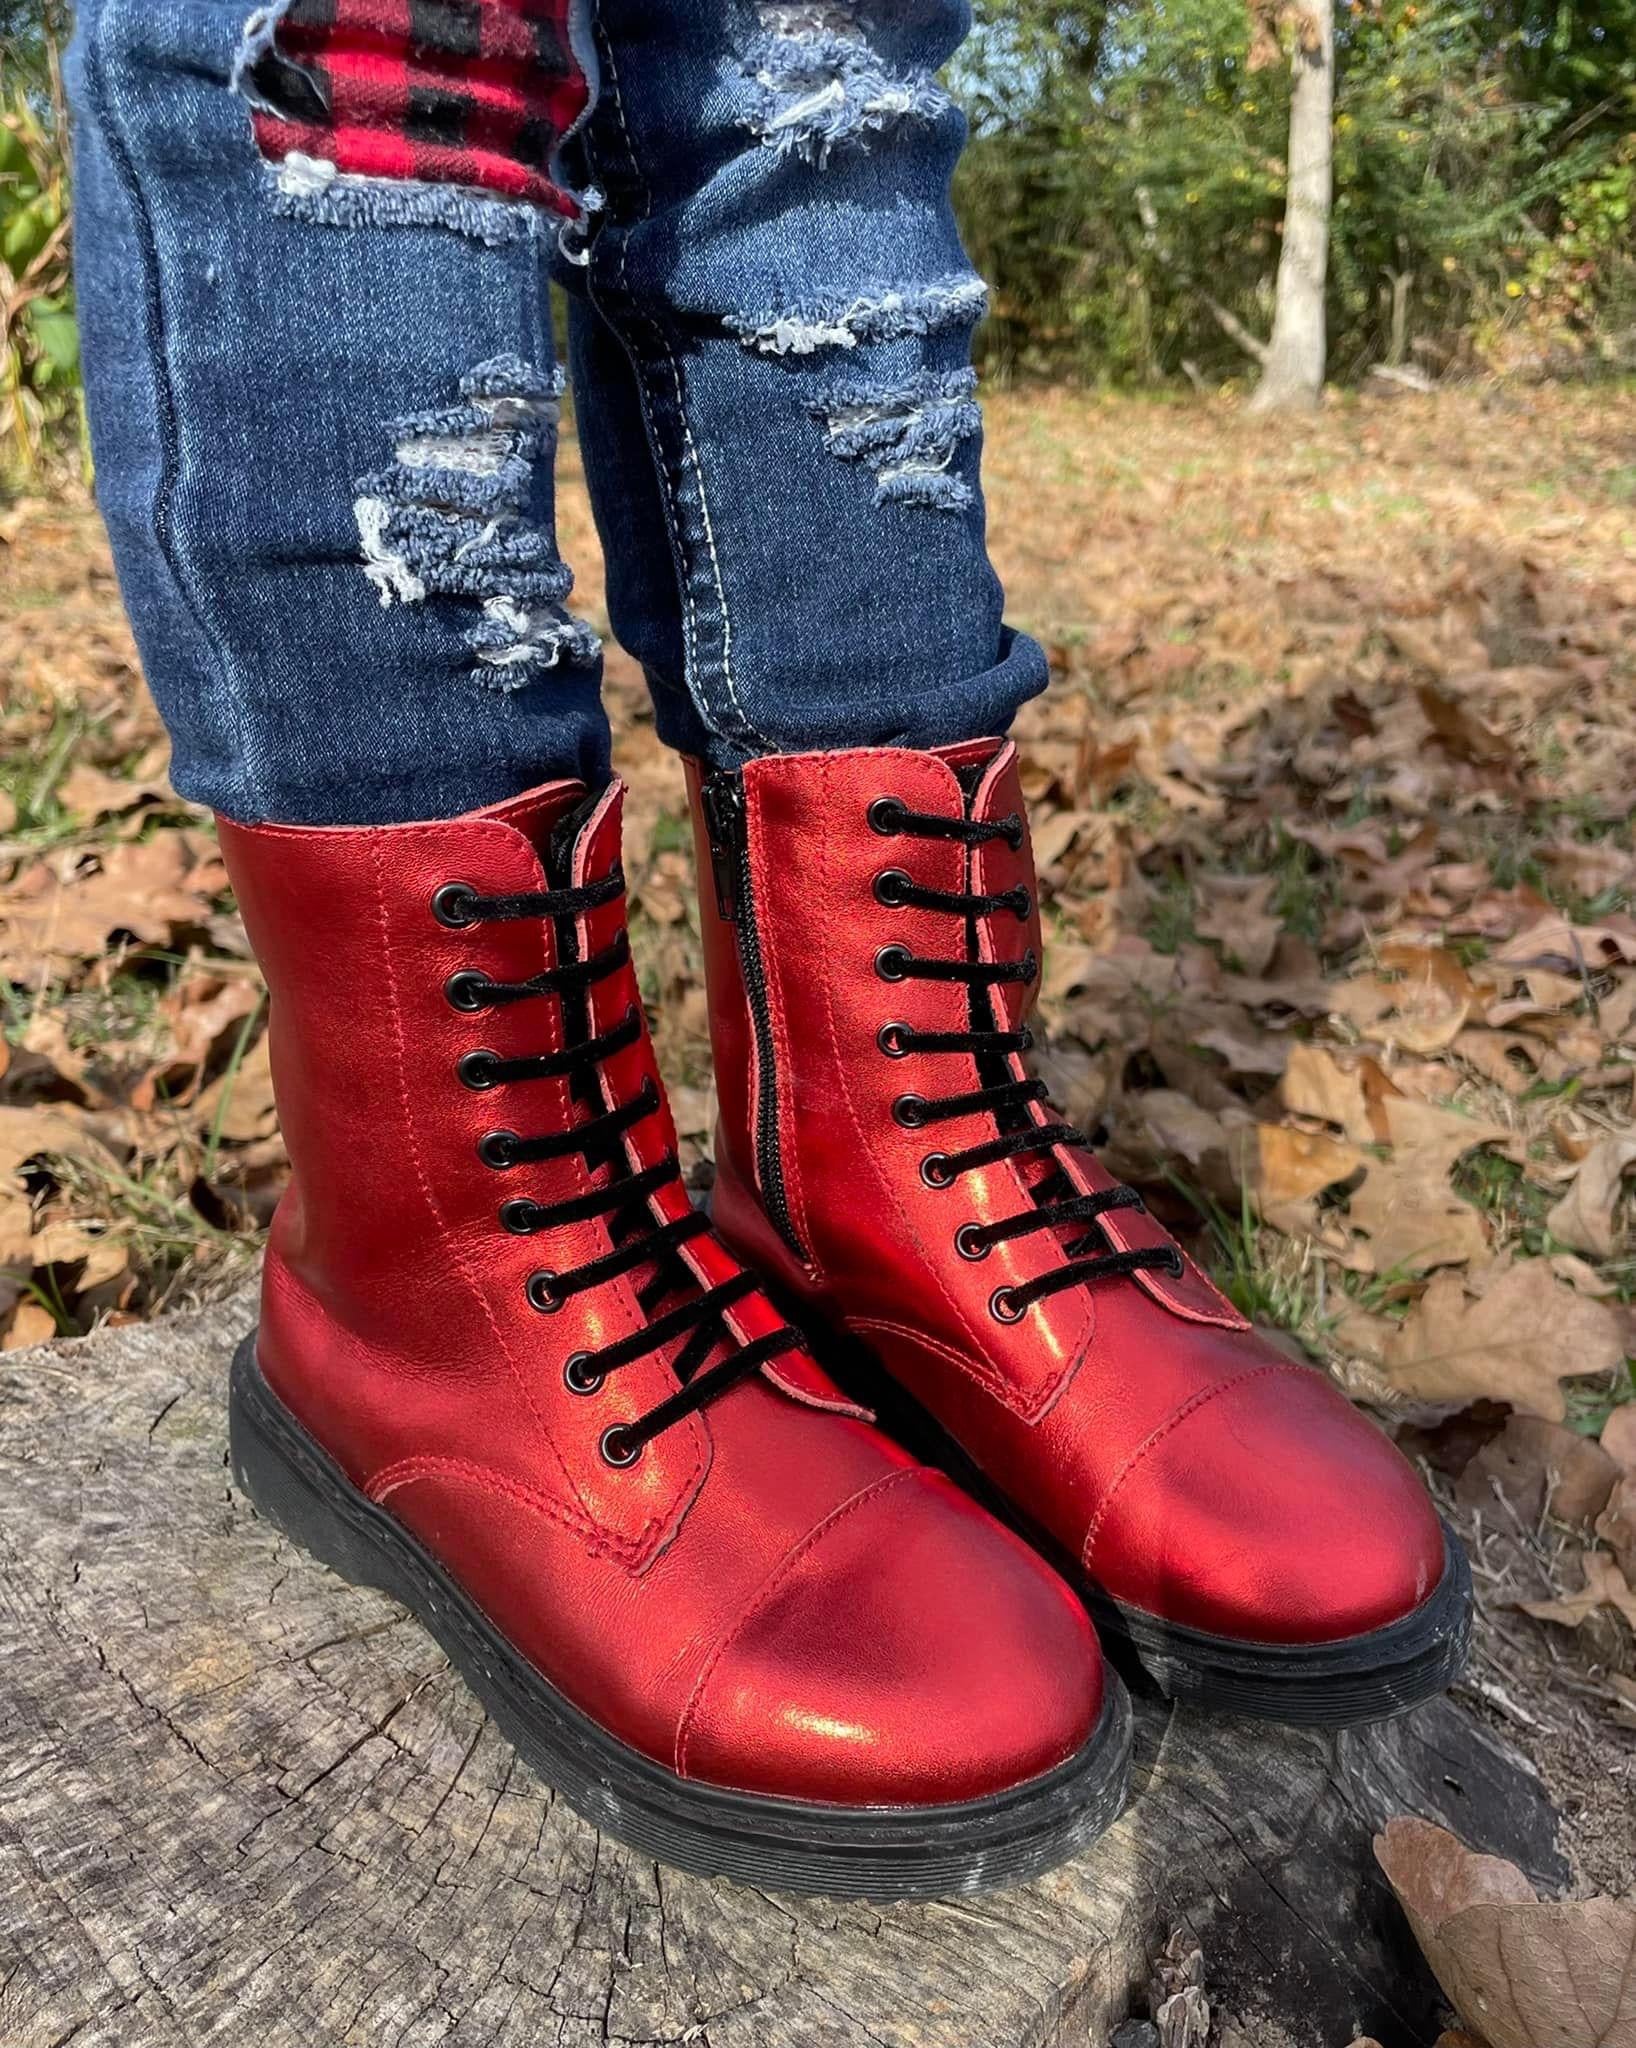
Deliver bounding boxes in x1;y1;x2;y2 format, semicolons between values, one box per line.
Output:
68;0;1047;825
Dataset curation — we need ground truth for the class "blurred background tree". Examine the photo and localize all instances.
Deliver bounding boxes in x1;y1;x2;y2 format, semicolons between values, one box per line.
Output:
955;0;1636;384
1;0;1633;480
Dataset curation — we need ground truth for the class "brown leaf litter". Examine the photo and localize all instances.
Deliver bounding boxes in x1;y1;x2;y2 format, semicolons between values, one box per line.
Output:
1375;1818;1636;2048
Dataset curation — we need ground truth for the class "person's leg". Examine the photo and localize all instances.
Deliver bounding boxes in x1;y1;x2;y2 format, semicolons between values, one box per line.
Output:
70;0;607;825
67;0;1126;1884
564;0;1046;765
568;3;1472;1721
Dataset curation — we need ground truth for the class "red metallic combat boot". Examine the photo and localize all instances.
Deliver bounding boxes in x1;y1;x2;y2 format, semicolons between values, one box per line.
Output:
219;774;1131;1897
691;742;1471;1725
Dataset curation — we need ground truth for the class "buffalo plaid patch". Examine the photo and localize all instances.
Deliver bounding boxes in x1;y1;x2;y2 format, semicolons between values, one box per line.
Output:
245;0;590;220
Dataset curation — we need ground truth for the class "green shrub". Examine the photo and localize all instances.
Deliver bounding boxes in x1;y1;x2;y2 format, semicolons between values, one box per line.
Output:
2;7;76;479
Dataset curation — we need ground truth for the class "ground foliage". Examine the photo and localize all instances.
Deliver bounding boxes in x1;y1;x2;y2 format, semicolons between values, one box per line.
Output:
2;388;1634;2030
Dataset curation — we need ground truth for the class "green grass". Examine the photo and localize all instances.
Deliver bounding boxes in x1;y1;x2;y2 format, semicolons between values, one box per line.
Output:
1141;871;1197;956
1165;1173;1324;1344
0;700;84;845
1452;1148;1561;1259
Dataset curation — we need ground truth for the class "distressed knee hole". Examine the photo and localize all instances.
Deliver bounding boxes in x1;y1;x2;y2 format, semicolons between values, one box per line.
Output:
233;0;594;241
812;369;980;512
353;354;600;688
724;274;988;357
738;2;951;164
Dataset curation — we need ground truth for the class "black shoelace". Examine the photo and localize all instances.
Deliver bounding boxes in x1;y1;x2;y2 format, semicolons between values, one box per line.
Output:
867;795;1183;1322
435;867;801;1466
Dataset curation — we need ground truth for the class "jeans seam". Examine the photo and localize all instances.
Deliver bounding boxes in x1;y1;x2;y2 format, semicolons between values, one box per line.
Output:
87;0;268;819
585;12;773;755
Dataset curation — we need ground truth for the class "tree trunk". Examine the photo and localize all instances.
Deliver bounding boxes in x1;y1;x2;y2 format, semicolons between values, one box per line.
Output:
0;1290;1587;2048
1249;0;1335;413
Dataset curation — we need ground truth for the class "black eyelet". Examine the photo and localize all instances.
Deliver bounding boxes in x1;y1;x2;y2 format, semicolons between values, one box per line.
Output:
446;970;492;1013
873;868;913;908
600;1425;642;1468
1164;1246;1186;1277
877;1021;911;1058
499;1199;537;1235
955;1222;991;1262
1020;949;1039;981
458;1049;501;1091
893;1093;929;1129
526;1269;563;1313
477;1128;520;1170
564;1353;605;1396
1010;887;1032;921
920;1152;954;1190
990;1286;1025;1323
868;796;907;836
875;944;912;983
431;881;480;929
1002;814;1024;852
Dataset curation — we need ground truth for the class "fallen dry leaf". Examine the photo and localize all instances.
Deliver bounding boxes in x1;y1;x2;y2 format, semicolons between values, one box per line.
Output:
1495;912;1636;976
1100;1089;1252;1203
1381;1262;1629;1420
1371;942;1476;1054
1192;1016;1289;1078
1595;1475;1636;1582
1254;1122;1366;1235
0;834;217;984
1602;1405;1636;1474
131;974;263;1112
1454;1414;1619;1531
1345;1098;1506;1277
1546;1130;1636;1260
1280;1041;1398;1144
192;1034;278;1144
17;1008;105;1106
1518;1549;1636;1633
56;758;174;822
30;1215;129;1293
1550;1251;1618;1296
3;1300;56;1351
1375;1817;1636;2048
1194;874;1281;977
0;1102;122;1191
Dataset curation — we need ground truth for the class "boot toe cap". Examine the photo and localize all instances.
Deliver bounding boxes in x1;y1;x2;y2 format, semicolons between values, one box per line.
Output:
1090;1364;1447;1647
677;1468;1105;1807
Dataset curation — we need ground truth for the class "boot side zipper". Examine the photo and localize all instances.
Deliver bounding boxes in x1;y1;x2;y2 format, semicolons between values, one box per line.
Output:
701;774;809;1262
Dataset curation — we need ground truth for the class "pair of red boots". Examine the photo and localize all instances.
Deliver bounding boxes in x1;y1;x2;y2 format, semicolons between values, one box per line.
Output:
224;739;1470;1899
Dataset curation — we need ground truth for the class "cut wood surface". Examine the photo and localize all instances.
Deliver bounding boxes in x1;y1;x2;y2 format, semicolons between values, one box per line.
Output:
0;1295;1572;2048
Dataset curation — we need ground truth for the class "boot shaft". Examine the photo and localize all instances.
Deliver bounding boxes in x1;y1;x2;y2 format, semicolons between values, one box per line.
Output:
219;780;657;1266
688;742;1241;1404
689;740;1454;1672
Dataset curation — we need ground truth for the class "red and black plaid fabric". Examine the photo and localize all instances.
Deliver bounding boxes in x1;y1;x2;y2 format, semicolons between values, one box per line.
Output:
247;0;590;219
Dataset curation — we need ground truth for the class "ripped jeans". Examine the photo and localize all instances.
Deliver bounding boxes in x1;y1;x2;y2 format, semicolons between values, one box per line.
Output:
68;0;1048;825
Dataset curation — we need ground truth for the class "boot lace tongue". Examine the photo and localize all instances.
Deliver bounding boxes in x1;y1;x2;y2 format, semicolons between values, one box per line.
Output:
871;794;1182;1319
445;818;801;1463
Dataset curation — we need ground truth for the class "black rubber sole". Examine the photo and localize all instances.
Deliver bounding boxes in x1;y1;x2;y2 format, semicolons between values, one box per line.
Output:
1084;1529;1473;1725
799;1322;1474;1728
227;1335;1133;1899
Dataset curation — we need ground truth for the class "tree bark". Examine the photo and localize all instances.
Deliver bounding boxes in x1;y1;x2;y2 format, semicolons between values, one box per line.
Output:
0;1293;1580;2048
1249;0;1335;413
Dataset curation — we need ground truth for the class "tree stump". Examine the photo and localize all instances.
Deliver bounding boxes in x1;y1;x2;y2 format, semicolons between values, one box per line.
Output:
0;1294;1569;2048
